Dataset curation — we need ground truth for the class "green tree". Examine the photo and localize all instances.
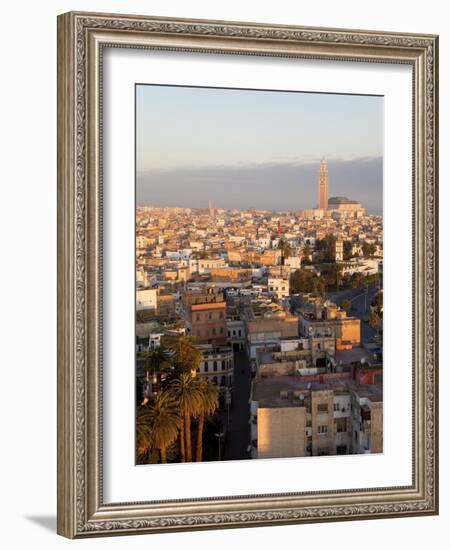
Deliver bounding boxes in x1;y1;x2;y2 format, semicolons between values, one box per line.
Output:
321;263;343;289
277;236;292;260
316;234;337;262
141;346;172;394
195;379;219;462
341;298;352;312
136;405;154;463
368;310;380;331
167;372;203;463
161;335;202;377
343;240;353;260
139;393;181;464
374;291;383;310
362;242;376;257
301;244;312;265
290;269;327;297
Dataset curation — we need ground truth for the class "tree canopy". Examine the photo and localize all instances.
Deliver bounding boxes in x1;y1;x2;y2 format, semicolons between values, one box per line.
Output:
290;269;325;295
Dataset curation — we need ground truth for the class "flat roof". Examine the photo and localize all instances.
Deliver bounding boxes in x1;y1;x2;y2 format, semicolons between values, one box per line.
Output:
253;375;382;408
191;302;226;311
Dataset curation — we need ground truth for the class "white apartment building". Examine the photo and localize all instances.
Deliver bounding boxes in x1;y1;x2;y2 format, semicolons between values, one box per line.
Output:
196;344;234;408
198;257;227;274
268;277;290;300
136;288;158;311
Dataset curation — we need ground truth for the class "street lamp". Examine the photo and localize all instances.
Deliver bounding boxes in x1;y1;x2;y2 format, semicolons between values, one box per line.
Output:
225;387;231;426
214;431;224;461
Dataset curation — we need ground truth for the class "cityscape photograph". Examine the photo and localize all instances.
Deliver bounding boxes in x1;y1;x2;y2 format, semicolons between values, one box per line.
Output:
135;84;383;465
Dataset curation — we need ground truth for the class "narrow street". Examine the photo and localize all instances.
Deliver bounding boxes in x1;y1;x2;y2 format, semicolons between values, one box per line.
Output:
223;352;252;461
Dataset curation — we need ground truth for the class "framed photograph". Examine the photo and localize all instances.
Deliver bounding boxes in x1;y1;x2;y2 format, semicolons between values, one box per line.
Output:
57;11;439;538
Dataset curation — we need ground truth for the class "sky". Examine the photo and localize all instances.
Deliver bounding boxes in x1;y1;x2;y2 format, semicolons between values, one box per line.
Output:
136;84;383;214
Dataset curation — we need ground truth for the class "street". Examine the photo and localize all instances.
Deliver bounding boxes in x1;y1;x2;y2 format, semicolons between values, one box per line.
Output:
223;351;252;460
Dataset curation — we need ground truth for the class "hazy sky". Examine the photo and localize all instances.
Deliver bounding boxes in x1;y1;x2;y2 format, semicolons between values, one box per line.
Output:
136;84;383;213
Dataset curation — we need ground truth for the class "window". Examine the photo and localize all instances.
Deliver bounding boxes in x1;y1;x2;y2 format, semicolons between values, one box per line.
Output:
221;360;226;369
212;328;216;335
317;403;328;413
306;420;312;428
318;425;328;434
318;448;329;456
213;361;218;371
334;403;340;412
219;311;224;318
336;418;347;433
196;314;200;321
221;376;226;386
204;362;209;372
220;327;224;334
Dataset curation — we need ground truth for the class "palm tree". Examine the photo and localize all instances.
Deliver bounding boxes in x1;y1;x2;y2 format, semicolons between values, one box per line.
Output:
142;346;172;394
168;372;203;462
162;335;202;377
277;235;291;259
195;380;219;462
136;405;154;463
140;393;181;464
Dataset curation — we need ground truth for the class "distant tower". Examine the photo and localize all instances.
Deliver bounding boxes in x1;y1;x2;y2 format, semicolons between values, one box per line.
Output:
317;159;329;210
208;199;213;217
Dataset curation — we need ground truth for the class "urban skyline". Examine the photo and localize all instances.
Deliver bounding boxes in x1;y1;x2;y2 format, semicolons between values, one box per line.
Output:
136;85;383;214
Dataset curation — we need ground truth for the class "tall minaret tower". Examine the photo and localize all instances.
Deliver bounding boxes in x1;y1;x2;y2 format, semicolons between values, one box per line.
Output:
317;159;329;211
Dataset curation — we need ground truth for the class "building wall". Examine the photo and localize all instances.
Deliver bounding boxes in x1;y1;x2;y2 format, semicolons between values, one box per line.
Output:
157;294;175;316
311;390;335;455
257;407;307;459
197;347;234;391
136;288;158;310
198;258;226;274
210;267;251;280
190;302;227;344
339;318;361;344
268;277;290;299
370;402;383;453
247;316;298;339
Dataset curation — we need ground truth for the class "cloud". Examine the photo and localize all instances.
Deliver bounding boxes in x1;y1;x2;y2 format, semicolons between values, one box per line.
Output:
136;157;383;214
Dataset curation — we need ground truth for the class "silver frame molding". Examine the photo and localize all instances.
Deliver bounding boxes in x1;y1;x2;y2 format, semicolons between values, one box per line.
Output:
57;11;439;538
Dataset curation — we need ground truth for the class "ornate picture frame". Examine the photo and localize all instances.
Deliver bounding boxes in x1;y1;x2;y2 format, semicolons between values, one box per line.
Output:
57;11;438;538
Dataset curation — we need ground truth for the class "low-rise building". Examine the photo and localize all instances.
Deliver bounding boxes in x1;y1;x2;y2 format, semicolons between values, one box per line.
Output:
298;301;361;346
136;288;158;311
196;344;234;408
188;302;227;344
227;315;246;352
268;276;290;299
250;371;382;459
246;313;299;362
